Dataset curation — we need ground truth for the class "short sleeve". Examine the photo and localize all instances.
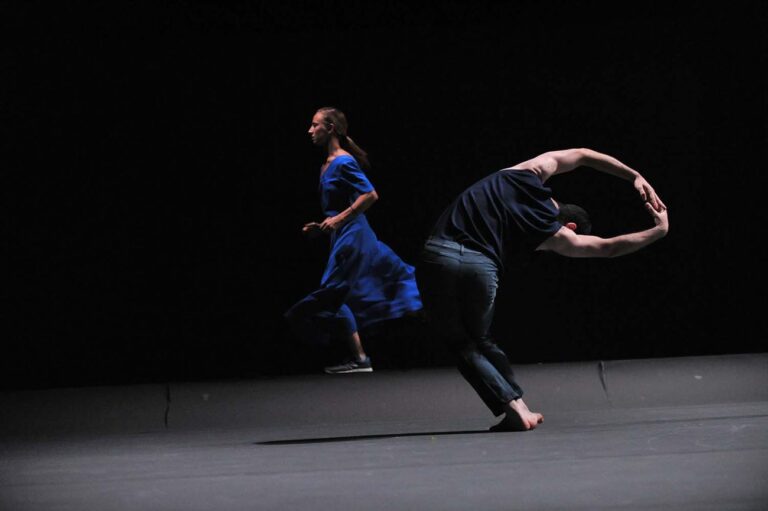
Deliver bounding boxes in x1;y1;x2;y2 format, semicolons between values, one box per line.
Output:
338;158;374;194
511;174;563;246
519;201;561;236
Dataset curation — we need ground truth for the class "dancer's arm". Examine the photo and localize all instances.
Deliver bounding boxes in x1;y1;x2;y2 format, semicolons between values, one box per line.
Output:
537;202;668;257
513;148;665;211
319;190;379;232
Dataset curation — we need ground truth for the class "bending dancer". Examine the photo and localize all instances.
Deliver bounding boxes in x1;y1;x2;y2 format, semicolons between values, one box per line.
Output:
285;107;422;374
417;148;668;431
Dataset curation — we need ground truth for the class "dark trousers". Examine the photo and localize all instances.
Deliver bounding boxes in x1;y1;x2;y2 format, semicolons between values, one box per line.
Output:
418;238;523;416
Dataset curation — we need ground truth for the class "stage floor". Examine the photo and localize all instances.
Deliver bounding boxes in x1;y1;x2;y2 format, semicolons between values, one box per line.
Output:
1;353;767;510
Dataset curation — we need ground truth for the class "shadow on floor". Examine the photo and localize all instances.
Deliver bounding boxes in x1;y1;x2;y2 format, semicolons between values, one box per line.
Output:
256;429;490;445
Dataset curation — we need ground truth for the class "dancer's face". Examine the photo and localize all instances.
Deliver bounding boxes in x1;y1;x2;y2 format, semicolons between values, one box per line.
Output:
308;112;332;146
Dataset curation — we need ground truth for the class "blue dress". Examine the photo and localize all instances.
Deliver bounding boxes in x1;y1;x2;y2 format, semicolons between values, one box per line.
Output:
285;155;422;343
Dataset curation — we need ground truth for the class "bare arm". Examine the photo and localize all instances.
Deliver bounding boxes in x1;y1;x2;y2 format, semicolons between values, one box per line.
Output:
513;148;666;211
537;202;669;258
305;190;379;234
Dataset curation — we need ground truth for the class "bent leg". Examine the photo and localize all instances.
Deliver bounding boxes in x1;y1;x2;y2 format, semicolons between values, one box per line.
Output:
416;249;464;346
284;242;363;346
419;243;521;415
475;339;523;398
456;344;520;416
455;257;525;415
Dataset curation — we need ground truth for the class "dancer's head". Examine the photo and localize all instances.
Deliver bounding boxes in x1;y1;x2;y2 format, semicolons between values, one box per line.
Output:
556;202;592;234
309;107;345;146
310;107;371;170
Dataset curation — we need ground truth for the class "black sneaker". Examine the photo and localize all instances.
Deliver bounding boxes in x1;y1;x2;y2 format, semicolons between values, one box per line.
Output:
324;356;373;374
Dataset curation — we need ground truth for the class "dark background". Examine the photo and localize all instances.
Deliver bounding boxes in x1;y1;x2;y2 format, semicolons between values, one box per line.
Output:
4;1;766;390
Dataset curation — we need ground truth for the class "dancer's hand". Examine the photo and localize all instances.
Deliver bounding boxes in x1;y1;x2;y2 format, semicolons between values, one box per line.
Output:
302;222;323;239
319;215;344;233
634;175;666;211
644;202;669;235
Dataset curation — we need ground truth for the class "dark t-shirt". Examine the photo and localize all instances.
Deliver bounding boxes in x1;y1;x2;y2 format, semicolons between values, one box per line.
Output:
429;169;562;271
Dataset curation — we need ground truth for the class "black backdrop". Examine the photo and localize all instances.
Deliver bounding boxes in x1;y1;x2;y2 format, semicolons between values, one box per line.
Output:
5;1;767;389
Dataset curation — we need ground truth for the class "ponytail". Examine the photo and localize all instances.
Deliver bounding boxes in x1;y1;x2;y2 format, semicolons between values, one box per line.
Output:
317;106;372;171
340;135;371;171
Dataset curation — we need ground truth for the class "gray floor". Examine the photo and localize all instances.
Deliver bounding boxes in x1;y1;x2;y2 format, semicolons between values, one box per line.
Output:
1;353;767;510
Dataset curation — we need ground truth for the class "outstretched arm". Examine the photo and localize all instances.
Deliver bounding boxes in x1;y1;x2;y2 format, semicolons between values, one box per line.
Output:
513;148;666;211
537;202;669;258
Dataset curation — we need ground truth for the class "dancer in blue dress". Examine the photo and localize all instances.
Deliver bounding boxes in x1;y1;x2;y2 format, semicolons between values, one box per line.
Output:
285;107;422;374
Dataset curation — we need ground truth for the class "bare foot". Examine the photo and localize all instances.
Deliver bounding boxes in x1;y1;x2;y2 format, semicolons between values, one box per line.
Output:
516;398;544;427
489;413;528;432
490;399;543;432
